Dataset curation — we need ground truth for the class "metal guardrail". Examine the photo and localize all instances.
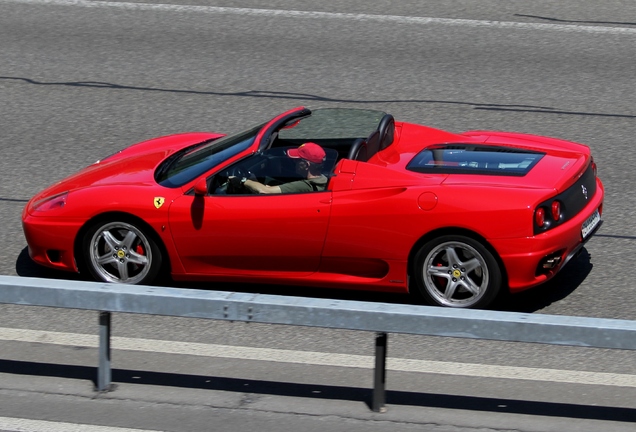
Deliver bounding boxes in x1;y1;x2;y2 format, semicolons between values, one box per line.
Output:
2;275;636;412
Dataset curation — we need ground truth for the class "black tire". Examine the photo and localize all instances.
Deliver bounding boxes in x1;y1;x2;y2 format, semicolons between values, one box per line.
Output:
413;235;501;309
81;219;162;285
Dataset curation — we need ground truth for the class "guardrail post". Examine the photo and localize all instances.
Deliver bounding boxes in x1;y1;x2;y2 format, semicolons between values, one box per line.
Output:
372;332;388;412
97;311;112;391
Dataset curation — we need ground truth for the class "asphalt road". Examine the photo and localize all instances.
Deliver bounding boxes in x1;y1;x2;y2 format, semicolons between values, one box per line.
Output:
1;1;636;431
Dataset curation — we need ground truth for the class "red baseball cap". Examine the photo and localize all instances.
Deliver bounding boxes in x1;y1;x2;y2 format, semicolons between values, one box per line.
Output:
287;142;326;164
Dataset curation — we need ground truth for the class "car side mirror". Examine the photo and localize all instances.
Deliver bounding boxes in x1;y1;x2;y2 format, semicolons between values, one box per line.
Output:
194;178;208;196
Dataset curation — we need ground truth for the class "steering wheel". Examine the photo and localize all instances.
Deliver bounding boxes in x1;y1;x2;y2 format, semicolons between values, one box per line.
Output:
226;167;258;194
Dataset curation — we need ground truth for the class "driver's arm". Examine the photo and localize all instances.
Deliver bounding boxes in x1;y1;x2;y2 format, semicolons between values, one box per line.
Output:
244;179;281;194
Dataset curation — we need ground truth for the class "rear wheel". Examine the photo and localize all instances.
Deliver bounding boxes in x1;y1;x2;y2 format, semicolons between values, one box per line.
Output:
82;220;162;284
413;235;501;309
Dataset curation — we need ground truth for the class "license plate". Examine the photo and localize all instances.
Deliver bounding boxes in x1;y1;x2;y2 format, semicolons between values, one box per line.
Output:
581;209;601;239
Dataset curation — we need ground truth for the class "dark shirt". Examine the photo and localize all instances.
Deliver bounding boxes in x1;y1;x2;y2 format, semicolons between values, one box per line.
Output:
279;175;328;193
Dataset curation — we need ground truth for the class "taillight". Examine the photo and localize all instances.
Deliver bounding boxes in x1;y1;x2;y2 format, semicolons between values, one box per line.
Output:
591;157;597;177
535;207;546;227
551;200;561;221
535;200;563;233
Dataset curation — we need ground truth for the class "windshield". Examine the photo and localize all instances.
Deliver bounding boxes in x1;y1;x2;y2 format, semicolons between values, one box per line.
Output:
156;123;264;187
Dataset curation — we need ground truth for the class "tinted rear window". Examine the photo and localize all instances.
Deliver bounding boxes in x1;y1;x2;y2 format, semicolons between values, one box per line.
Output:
406;145;545;176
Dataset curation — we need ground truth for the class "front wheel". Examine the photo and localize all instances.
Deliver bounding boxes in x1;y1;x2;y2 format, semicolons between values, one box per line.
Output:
413;235;501;309
82;220;162;284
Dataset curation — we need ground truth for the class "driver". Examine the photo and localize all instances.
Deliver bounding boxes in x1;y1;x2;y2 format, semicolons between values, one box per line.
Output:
232;142;328;194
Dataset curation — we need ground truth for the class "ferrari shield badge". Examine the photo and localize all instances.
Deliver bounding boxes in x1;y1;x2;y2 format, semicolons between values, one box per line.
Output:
154;197;165;209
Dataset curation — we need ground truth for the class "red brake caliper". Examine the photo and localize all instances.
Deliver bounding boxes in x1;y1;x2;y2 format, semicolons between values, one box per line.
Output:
435;263;446;288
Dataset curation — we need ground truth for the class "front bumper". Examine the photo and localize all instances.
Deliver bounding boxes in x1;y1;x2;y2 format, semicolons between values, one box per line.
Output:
22;214;84;273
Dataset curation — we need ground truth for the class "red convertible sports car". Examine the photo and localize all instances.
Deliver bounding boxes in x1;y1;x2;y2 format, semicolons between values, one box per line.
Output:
22;106;604;308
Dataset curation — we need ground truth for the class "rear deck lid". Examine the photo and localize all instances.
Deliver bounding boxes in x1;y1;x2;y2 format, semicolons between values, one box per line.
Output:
406;143;588;191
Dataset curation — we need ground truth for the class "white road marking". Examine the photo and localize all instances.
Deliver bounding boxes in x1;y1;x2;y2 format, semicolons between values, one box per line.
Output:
2;0;636;36
0;416;159;432
1;327;635;388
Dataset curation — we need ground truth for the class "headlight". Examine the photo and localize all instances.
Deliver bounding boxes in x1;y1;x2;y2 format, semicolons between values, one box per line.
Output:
32;192;69;212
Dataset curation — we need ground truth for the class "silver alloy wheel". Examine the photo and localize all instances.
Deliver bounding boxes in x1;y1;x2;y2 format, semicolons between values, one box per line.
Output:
88;221;153;284
422;240;489;307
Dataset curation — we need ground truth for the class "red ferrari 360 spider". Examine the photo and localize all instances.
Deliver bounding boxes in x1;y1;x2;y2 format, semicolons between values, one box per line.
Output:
22;106;603;308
